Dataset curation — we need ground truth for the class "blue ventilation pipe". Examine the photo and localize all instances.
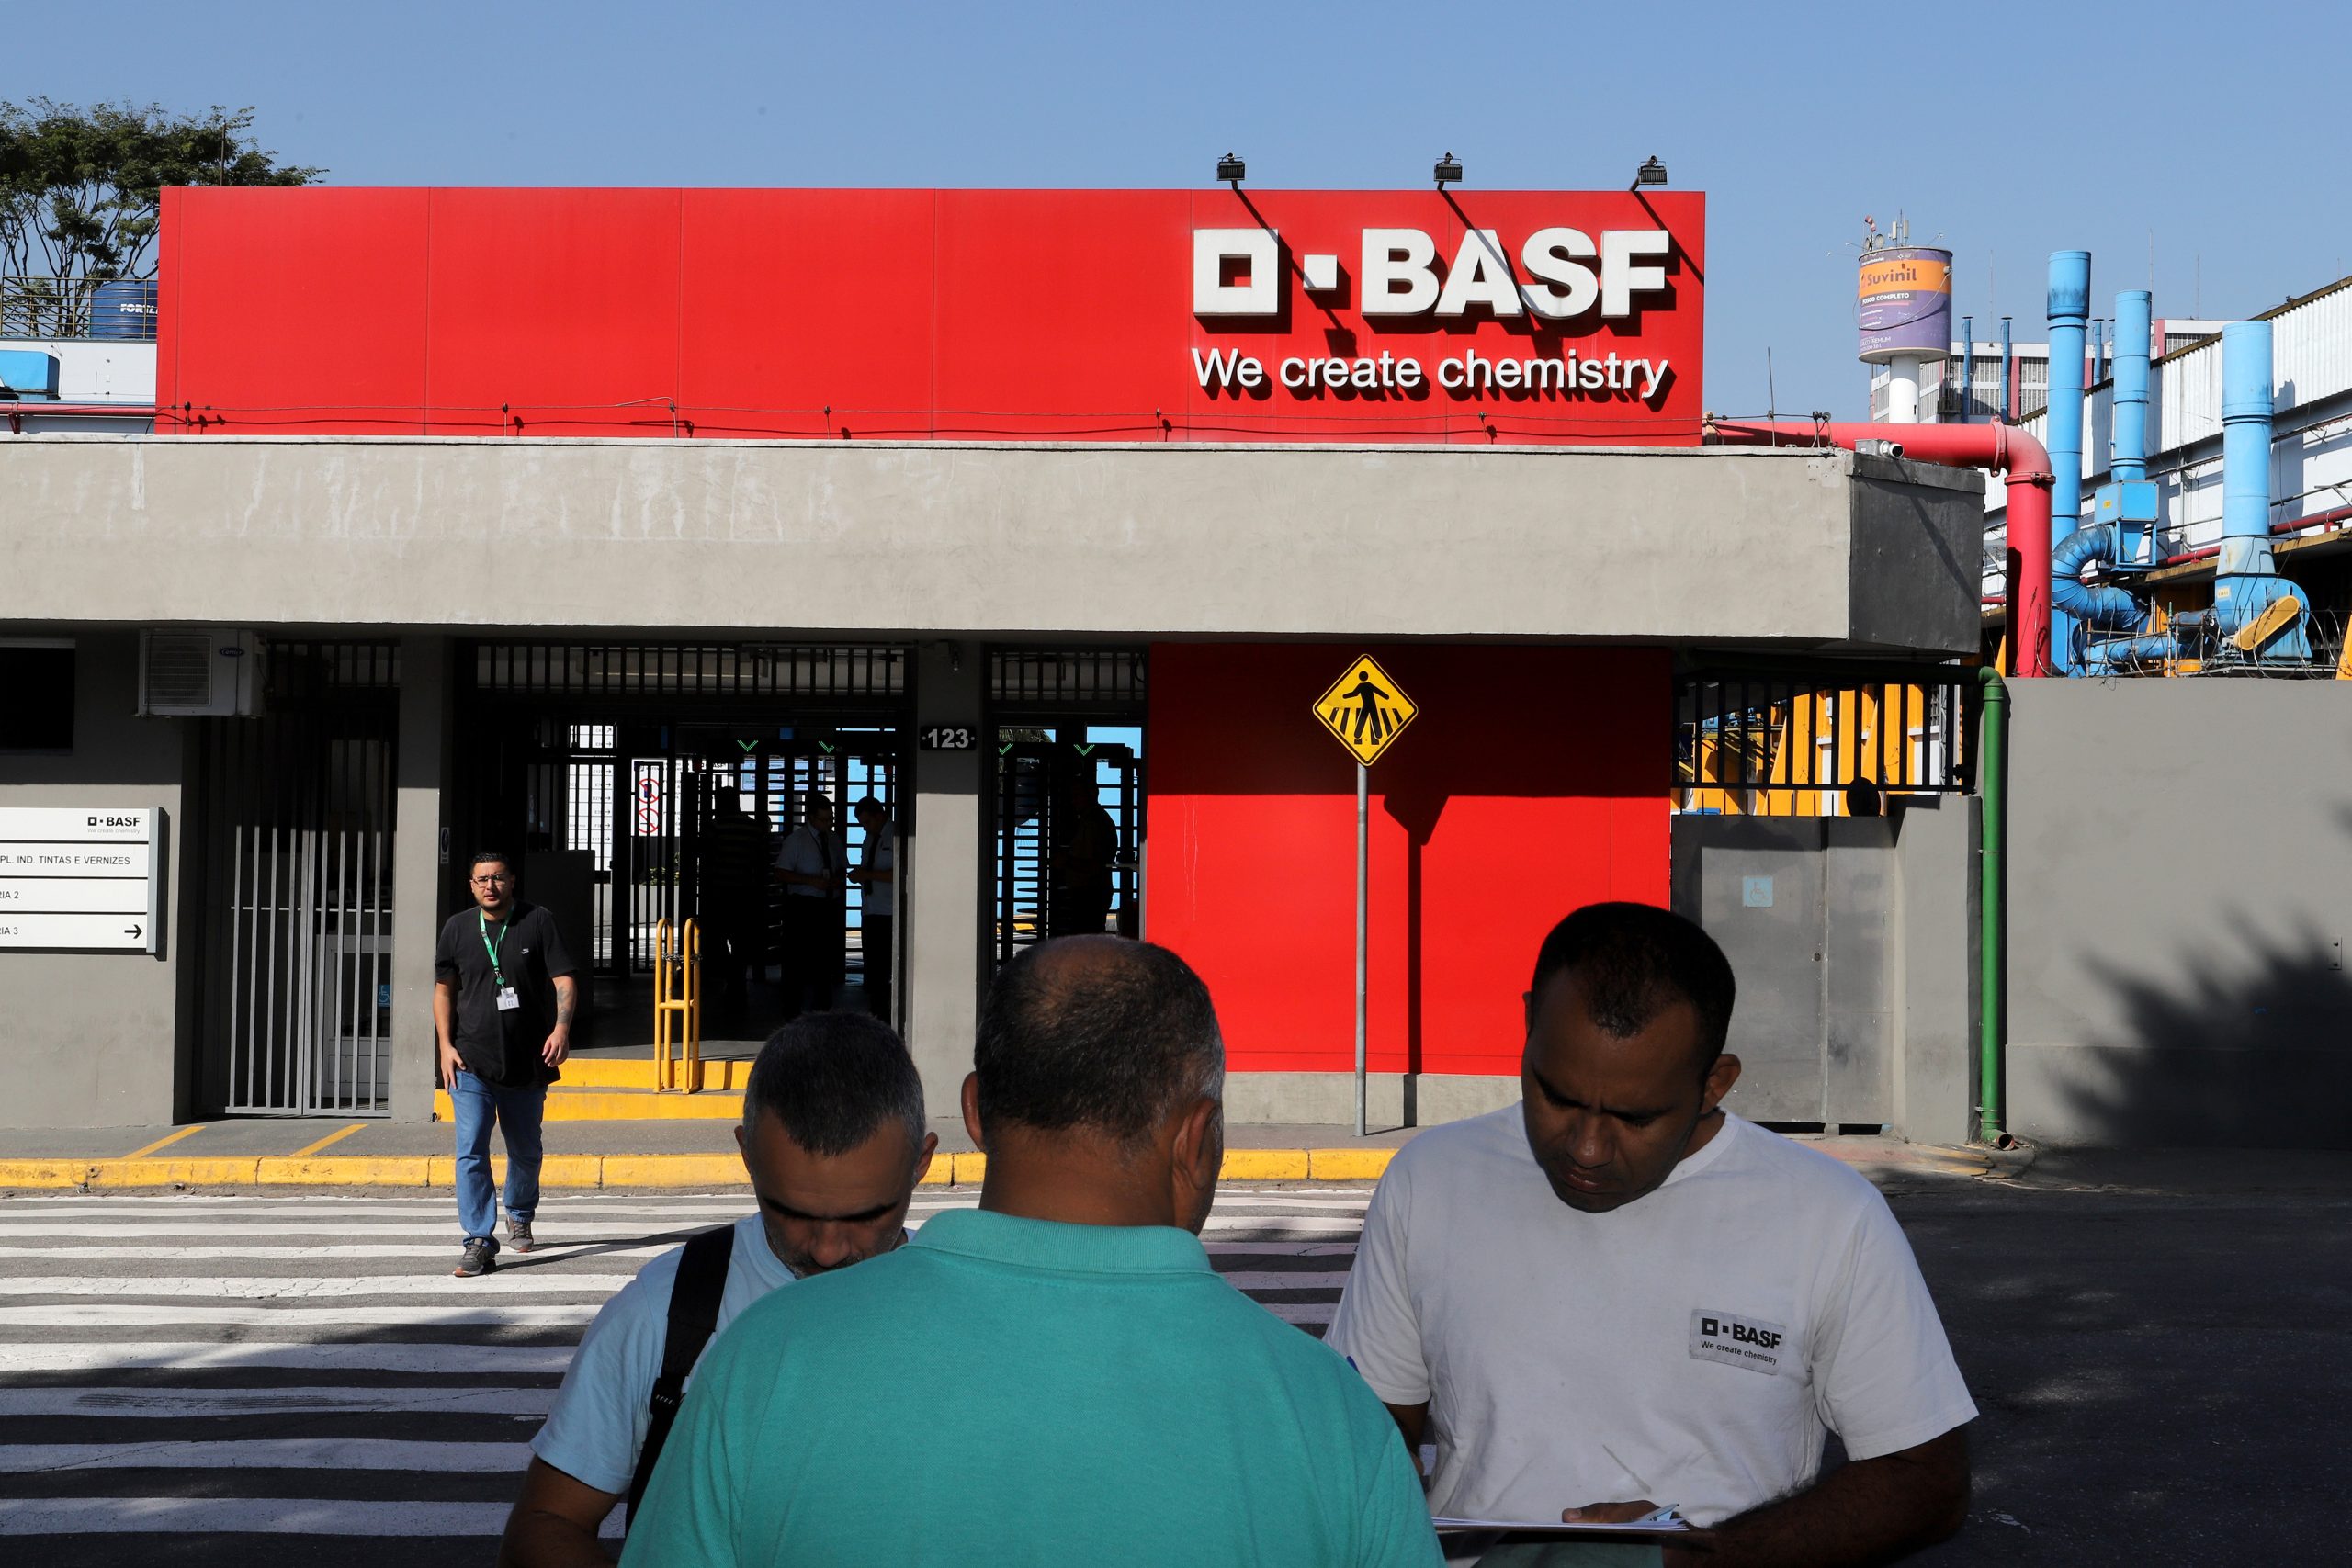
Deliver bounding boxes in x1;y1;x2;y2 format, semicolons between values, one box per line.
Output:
2050;531;2143;629
2077;291;2166;671
2112;291;2152;483
1999;317;2014;420
2214;321;2313;660
1959;316;1973;423
2046;253;2091;672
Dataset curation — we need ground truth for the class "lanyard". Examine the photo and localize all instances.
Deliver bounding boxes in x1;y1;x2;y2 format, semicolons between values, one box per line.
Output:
479;908;512;987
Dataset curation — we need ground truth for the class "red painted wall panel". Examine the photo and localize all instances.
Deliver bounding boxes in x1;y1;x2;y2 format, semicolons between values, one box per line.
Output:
680;189;937;437
157;187;1703;445
423;188;684;437
158;186;431;434
1145;643;1670;1078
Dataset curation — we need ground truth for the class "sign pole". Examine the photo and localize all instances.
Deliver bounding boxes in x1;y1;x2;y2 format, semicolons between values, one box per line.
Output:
1312;655;1414;1144
1355;761;1368;1138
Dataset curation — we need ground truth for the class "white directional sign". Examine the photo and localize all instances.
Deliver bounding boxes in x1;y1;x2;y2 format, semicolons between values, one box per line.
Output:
0;807;161;953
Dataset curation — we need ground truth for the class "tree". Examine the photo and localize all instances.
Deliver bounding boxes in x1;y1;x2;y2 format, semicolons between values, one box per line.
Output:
0;99;321;334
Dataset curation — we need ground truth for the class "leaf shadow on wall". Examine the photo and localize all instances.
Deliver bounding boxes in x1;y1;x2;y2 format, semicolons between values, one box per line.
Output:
2052;912;2352;1149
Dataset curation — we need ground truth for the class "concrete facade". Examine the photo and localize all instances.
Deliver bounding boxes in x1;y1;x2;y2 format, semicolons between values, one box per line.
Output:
0;634;186;1125
2005;680;2352;1148
903;642;986;1111
1222;1071;1521;1128
1671;796;1976;1144
0;436;1989;1129
3;437;1981;650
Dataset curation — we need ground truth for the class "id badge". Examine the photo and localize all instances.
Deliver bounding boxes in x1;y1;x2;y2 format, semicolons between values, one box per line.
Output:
496;987;521;1011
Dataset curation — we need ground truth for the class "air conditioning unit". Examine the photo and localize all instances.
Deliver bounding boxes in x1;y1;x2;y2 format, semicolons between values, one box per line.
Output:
139;630;266;717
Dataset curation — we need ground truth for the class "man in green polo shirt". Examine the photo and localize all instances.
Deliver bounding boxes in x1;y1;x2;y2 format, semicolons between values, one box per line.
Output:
623;934;1440;1567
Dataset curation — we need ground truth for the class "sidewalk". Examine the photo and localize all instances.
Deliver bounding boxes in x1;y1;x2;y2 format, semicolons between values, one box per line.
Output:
0;1114;2030;1191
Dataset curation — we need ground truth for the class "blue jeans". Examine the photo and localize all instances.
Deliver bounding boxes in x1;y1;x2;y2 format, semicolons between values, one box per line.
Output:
450;1069;546;1249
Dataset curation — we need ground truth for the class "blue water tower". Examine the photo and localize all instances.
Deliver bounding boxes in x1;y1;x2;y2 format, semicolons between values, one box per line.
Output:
88;278;159;340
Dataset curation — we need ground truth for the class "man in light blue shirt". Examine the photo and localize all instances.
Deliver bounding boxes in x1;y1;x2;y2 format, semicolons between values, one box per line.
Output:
497;1012;936;1566
623;935;1441;1568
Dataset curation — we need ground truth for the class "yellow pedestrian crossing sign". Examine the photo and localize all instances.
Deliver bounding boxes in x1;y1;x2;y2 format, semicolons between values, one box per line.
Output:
1314;655;1418;766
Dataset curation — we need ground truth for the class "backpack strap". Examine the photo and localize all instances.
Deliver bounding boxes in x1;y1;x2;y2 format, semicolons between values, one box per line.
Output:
627;1223;738;1525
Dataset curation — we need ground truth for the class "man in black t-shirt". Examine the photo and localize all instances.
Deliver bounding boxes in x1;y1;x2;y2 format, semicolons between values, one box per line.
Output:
434;851;578;1278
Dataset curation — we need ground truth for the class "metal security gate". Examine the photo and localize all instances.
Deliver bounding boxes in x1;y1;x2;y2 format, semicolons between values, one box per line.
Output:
459;643;910;989
1670;660;1977;1131
1674;664;1973;817
987;646;1148;971
196;644;400;1116
990;739;1142;966
675;734;901;1002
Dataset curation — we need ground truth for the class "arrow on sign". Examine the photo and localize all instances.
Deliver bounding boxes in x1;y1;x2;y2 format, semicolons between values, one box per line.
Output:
124;925;142;939
1073;743;1096;757
737;739;758;753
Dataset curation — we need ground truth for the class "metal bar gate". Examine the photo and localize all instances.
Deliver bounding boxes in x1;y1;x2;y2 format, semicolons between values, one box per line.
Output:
199;643;401;1116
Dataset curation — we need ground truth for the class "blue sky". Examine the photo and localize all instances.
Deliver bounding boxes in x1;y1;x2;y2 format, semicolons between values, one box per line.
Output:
11;0;2346;420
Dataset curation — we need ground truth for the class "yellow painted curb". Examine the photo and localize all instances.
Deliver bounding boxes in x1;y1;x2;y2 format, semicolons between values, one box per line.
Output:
0;1160;106;1189
1307;1148;1395;1181
421;1154;607;1188
0;1145;1392;1192
599;1155;747;1189
90;1157;265;1188
538;1156;607;1188
1220;1150;1310;1181
255;1156;430;1186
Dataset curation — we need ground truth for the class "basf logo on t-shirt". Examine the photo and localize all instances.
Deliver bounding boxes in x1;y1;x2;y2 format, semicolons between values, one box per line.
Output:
1690;1309;1789;1375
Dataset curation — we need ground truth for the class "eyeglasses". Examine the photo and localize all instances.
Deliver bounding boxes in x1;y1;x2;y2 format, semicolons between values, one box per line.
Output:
470;874;514;886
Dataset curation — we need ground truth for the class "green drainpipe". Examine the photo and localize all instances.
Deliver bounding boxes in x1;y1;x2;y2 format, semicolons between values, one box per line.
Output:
1975;667;2008;1147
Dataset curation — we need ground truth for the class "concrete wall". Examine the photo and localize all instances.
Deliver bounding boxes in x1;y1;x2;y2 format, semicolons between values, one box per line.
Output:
903;643;985;1111
2;437;1979;654
1671;796;1975;1143
0;633;186;1127
1891;795;1977;1147
1224;1071;1520;1128
2007;681;2352;1148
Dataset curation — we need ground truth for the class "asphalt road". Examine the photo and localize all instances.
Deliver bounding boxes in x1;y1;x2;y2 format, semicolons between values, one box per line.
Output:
1896;1150;2351;1565
2;1150;2345;1565
0;1185;1363;1566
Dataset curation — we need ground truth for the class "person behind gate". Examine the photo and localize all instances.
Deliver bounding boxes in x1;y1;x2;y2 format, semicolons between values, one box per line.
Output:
435;851;577;1279
498;1012;936;1566
773;793;845;1019
848;795;897;1021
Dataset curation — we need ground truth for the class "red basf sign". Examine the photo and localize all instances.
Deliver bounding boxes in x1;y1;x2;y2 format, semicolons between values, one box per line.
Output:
156;186;1703;444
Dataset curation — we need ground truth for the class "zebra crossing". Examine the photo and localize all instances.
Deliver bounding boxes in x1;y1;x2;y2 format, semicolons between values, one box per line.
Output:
0;1185;1370;1564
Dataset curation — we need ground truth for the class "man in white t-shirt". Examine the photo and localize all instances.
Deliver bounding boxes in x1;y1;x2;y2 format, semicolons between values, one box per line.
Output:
497;1011;937;1566
1329;902;1975;1566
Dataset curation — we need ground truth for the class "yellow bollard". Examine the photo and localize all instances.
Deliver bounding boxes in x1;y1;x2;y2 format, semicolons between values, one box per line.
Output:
652;918;703;1092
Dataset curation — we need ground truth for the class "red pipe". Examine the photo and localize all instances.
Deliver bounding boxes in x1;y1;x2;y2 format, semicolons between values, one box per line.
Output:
2157;502;2352;567
4;401;158;434
1705;419;2055;677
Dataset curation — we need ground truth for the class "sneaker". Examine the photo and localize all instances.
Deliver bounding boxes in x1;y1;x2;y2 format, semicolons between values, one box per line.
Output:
506;1218;537;1254
454;1238;497;1278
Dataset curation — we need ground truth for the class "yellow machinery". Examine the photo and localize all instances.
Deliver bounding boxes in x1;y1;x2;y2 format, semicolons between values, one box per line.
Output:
1680;686;1940;817
652;917;702;1092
